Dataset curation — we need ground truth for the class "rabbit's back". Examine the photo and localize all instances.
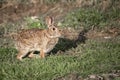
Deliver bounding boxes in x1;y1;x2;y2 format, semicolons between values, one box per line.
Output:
16;28;44;40
15;29;45;49
14;28;59;53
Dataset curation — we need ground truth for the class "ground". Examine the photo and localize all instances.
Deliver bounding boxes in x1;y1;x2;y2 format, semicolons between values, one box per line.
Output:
0;0;120;80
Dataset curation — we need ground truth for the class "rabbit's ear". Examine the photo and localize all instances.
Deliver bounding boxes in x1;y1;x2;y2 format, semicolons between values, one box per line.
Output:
45;16;54;27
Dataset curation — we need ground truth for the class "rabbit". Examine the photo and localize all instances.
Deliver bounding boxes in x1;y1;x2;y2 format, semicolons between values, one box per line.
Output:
13;16;62;60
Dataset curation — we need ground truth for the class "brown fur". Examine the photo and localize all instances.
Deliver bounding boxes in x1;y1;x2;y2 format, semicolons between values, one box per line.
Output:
14;16;62;60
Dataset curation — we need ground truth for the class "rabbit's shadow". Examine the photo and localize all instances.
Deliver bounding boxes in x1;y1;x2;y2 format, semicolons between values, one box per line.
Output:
50;31;87;55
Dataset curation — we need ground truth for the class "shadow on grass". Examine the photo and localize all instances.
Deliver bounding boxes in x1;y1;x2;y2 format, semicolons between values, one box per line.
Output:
50;30;87;55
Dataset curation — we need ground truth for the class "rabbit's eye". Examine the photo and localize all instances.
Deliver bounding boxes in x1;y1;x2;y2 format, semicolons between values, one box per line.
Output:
53;28;55;31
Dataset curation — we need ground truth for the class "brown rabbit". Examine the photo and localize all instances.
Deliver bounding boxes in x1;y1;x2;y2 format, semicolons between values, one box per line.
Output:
13;16;62;60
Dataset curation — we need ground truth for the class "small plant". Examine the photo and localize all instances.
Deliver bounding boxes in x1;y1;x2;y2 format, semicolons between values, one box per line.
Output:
24;17;46;29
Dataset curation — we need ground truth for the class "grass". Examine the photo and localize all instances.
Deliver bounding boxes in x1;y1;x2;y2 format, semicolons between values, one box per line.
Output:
0;1;120;79
60;7;120;29
0;37;120;80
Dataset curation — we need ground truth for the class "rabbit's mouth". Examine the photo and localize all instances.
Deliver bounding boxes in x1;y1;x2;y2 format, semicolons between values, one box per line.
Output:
46;33;61;38
49;35;61;38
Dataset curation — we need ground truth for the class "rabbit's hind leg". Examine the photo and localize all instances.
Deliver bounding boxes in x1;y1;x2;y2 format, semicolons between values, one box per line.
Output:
28;51;36;58
40;49;45;58
16;50;29;61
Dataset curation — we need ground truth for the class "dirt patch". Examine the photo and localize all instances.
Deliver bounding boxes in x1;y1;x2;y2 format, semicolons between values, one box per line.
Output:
0;0;118;24
62;27;120;41
85;27;120;39
0;1;77;24
54;70;120;80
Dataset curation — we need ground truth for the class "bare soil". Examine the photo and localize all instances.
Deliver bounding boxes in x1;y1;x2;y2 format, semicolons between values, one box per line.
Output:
0;1;79;24
0;0;117;24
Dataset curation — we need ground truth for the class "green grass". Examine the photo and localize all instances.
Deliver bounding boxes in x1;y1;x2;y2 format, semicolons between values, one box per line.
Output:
60;8;120;29
0;37;120;80
0;1;120;79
